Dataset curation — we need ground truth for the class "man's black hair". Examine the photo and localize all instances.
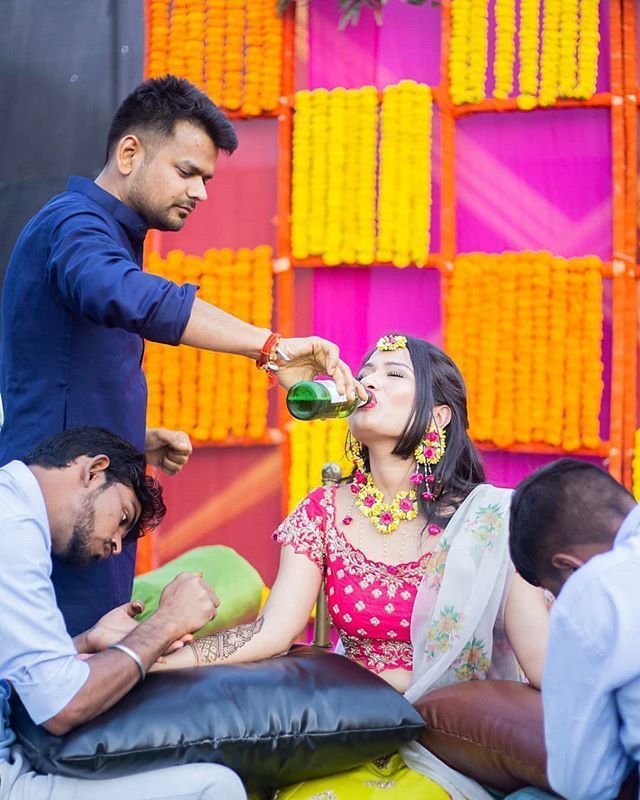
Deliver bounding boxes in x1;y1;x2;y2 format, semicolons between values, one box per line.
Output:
509;458;635;586
23;427;166;536
106;74;238;160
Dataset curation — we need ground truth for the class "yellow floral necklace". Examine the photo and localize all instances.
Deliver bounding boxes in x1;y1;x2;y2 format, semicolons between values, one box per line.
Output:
349;471;418;535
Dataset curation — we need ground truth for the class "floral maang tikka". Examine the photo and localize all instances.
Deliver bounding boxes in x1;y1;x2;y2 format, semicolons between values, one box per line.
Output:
376;334;408;351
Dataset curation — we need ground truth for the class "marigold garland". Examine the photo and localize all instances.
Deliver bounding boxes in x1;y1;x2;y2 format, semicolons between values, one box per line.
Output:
288;419;352;510
223;0;245;111
341;89;360;266
290;89;312;260
449;0;599;107
538;0;561;106
146;0;283;116
259;0;283;111
376;85;401;264
545;257;568;446
574;0;599;98
292;86;379;265
445;252;603;450
308;88;329;256
516;0;541;110
562;260;583;451
467;0;490;103
492;0;516;99
558;0;579;97
324;87;348;266
529;254;552;441
379;81;433;267
579;256;603;448
292;81;431;268
474;258;499;441
204;0;225;102
144;247;274;443
493;257;517;448
449;0;489;104
449;0;473;104
355;87;378;264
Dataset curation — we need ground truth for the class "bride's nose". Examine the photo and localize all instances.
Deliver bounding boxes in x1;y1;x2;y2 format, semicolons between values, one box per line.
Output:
363;373;379;390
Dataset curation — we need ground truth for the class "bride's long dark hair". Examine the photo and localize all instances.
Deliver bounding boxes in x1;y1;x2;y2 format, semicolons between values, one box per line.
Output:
348;336;485;527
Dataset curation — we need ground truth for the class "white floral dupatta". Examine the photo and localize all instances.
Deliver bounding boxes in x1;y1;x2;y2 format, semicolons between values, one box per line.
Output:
401;483;522;800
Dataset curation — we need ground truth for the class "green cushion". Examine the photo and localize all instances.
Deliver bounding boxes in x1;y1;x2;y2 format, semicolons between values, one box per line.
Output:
132;546;265;638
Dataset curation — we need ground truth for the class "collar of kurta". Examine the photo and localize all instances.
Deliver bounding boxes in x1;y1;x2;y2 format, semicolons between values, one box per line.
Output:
67;176;149;242
615;502;640;547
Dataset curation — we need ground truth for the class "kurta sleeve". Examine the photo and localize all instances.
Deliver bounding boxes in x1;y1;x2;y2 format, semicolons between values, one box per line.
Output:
46;212;197;344
272;488;329;572
0;515;89;725
544;589;635;800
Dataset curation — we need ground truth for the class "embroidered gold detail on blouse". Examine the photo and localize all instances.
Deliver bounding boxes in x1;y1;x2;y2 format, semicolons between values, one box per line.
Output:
341;632;414;673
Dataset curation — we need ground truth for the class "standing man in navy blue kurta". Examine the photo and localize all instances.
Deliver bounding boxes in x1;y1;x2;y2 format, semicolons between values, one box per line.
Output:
0;75;363;635
0;177;180;632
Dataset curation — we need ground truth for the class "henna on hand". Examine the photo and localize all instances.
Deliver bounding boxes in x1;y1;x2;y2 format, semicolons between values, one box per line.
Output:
190;617;265;666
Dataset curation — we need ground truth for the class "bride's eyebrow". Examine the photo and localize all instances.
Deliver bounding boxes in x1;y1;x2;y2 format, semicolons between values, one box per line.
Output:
358;361;414;374
384;361;414;371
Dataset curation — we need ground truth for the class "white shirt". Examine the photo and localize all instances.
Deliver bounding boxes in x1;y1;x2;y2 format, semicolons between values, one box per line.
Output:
542;503;640;800
0;460;89;762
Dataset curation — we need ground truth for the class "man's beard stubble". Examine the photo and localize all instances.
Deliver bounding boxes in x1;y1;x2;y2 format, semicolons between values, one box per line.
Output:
127;171;185;232
57;491;101;569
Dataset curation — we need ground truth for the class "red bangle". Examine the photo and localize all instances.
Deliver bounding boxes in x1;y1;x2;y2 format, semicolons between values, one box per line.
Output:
256;332;282;386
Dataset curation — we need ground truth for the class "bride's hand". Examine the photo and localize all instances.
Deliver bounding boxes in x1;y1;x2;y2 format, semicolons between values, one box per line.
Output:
86;601;194;655
149;641;198;672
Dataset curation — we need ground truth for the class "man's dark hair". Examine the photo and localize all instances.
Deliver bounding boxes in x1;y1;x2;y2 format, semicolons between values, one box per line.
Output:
509;458;635;586
106;74;238;161
23;427;166;536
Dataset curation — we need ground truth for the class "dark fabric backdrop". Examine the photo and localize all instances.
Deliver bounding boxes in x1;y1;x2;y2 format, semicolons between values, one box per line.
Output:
0;0;145;306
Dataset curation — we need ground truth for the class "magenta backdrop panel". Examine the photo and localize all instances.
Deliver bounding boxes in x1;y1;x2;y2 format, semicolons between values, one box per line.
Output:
455;108;612;258
375;1;441;88
311;267;442;370
308;1;378;89
482;451;606;488
308;0;608;93
308;0;440;90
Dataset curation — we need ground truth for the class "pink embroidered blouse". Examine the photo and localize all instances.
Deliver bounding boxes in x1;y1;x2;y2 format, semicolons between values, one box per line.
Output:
273;486;432;674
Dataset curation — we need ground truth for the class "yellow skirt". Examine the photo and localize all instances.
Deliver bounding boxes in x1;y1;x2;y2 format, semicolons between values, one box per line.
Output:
266;753;451;799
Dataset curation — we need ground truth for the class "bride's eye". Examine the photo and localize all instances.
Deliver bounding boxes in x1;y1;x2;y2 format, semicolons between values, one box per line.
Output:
388;370;404;378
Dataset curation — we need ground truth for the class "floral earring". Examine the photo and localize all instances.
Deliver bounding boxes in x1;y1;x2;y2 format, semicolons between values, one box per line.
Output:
347;435;367;482
412;422;446;502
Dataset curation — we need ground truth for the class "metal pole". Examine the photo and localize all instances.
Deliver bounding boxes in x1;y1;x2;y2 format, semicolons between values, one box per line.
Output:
312;462;342;648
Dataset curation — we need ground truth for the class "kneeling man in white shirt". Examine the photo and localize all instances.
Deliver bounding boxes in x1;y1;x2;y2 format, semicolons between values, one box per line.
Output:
0;426;245;800
509;458;640;800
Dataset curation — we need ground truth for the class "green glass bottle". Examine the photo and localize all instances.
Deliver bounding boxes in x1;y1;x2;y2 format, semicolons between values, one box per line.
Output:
286;380;371;421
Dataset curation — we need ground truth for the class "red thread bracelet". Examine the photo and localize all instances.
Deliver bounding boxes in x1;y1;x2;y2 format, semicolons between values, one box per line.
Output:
256;332;282;386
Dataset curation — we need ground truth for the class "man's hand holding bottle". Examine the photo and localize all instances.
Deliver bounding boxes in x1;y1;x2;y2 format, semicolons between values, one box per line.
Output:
274;336;368;402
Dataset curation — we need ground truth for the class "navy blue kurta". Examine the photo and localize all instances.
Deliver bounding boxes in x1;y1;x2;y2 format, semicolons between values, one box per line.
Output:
0;177;197;634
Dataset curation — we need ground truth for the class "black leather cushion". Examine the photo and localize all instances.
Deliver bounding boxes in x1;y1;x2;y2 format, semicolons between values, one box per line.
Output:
12;646;424;790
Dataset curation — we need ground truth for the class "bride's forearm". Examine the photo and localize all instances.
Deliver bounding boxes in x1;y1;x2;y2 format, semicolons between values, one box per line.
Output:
190;617;266;665
149;615;293;671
